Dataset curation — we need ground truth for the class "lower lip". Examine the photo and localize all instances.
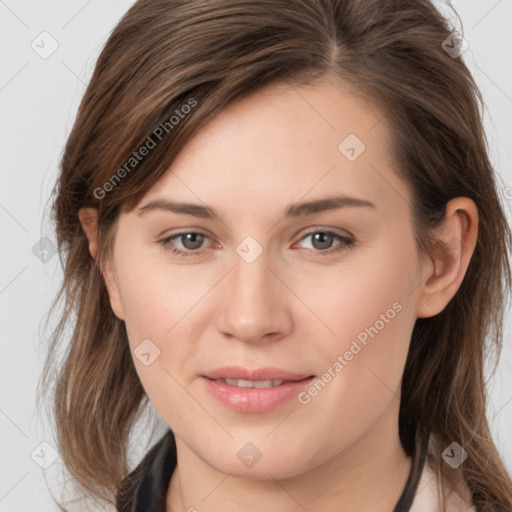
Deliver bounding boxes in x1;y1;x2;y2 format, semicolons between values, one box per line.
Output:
201;376;314;413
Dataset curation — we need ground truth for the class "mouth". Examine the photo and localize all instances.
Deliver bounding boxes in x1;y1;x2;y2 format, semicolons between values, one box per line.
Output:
208;378;293;388
202;365;313;382
201;366;315;413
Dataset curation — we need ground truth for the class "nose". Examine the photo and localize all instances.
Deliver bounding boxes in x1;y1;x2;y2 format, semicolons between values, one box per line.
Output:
215;246;293;344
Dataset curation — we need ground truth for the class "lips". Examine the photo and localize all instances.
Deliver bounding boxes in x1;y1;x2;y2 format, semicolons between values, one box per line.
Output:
201;366;315;413
202;366;313;382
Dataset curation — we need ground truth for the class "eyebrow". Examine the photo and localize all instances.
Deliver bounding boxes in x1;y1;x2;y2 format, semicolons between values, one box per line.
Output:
138;194;376;220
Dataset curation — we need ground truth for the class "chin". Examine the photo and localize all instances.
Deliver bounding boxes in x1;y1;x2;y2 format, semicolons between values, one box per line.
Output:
201;446;312;481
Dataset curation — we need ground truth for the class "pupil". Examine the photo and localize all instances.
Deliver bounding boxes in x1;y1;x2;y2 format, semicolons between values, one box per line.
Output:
312;232;332;250
182;233;204;250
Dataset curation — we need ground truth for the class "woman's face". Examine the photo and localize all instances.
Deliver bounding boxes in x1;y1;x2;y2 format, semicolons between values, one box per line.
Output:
104;79;430;478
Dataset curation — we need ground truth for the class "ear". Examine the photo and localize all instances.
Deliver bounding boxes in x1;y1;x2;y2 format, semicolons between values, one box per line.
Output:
416;197;478;319
78;207;125;320
78;207;99;260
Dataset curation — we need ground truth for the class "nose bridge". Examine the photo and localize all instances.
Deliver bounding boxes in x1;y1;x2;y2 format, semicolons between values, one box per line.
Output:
232;245;271;303
216;239;291;342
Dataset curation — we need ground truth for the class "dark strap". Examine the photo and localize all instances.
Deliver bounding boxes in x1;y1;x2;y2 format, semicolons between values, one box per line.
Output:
116;428;177;511
393;425;430;512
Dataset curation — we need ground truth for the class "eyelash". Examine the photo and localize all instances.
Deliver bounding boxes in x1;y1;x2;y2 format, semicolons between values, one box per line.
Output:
158;229;355;257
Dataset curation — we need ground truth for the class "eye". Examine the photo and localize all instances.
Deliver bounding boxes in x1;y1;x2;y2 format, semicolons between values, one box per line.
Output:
293;230;355;255
158;229;355;257
159;231;214;256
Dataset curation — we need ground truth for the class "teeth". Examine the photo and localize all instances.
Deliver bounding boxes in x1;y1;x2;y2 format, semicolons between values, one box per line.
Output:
217;378;285;388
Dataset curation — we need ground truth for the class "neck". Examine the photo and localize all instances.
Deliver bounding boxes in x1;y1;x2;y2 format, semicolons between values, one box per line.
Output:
166;400;412;512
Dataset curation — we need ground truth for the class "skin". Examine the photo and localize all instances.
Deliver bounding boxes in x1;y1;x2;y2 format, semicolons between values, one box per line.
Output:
79;78;478;512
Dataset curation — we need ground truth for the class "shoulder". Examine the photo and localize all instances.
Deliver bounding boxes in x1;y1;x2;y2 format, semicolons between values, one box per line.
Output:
410;460;476;512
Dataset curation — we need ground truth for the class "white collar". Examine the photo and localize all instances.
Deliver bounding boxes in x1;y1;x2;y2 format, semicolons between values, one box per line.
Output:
410;459;476;512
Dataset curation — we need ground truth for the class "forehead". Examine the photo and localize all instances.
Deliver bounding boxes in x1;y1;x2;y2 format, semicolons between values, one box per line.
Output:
136;79;411;222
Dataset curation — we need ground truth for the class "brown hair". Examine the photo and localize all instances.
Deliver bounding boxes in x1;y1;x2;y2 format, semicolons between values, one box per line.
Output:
39;0;512;510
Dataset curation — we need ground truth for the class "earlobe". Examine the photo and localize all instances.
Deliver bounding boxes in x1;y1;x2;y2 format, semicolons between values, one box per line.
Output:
416;197;478;319
78;207;125;321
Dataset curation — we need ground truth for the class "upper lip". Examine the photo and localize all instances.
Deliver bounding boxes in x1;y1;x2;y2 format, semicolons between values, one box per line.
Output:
202;366;314;382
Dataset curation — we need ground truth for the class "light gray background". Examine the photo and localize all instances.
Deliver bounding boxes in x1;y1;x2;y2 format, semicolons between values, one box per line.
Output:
1;1;511;510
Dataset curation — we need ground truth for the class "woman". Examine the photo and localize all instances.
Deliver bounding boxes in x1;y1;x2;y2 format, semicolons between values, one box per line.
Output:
40;0;512;510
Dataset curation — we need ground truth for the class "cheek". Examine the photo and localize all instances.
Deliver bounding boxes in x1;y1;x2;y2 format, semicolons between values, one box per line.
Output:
112;247;217;393
114;244;203;339
113;260;201;418
300;236;418;401
300;236;416;350
292;272;416;459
